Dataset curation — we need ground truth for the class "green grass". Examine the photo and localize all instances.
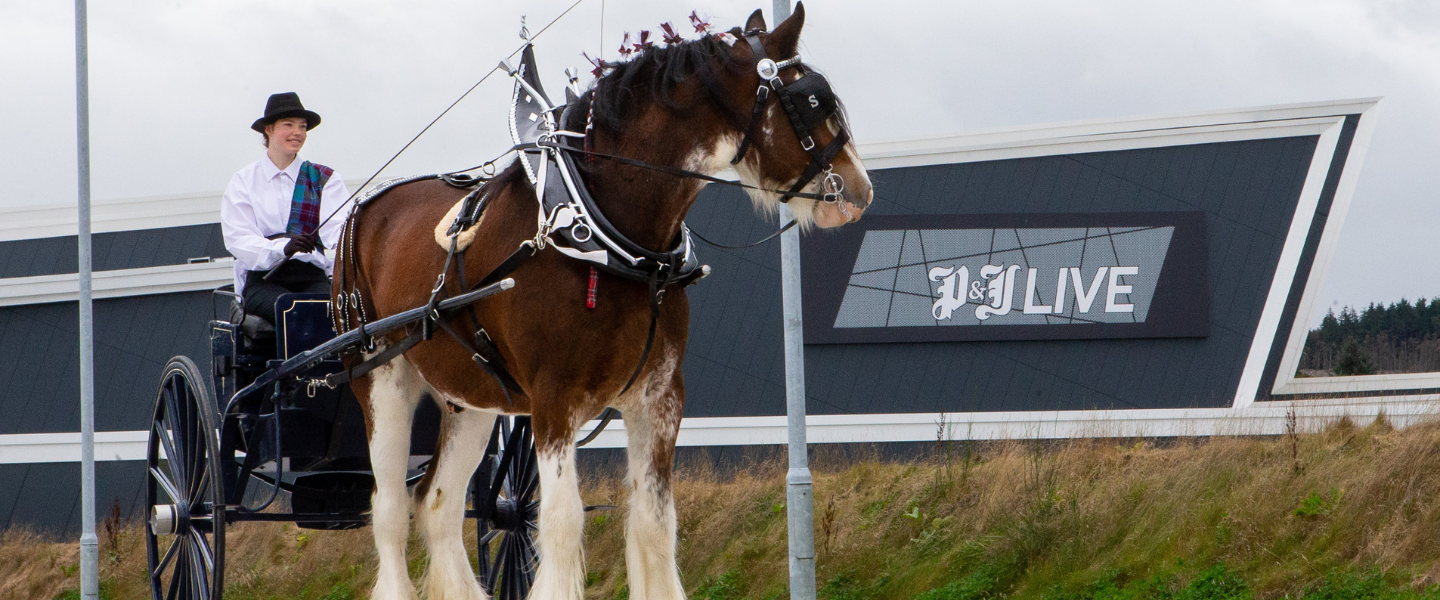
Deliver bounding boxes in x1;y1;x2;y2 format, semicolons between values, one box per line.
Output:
19;415;1440;599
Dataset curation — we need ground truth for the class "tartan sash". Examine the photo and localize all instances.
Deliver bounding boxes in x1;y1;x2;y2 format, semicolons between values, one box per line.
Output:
286;161;334;235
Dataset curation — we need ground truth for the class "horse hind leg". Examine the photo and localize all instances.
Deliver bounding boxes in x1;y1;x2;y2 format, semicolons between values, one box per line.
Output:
416;404;496;600
529;418;587;600
361;355;426;600
623;375;686;600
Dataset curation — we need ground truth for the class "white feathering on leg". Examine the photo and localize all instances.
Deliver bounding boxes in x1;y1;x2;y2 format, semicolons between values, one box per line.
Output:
623;350;687;600
529;446;587;600
418;406;497;600
366;356;425;600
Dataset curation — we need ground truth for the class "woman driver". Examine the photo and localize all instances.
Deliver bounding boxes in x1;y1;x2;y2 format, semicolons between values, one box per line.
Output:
220;92;349;324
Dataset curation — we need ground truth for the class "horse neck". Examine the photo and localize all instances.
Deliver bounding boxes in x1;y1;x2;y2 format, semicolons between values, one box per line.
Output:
585;112;723;252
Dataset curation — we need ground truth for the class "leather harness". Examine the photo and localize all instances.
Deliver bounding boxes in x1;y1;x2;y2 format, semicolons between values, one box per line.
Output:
331;35;860;404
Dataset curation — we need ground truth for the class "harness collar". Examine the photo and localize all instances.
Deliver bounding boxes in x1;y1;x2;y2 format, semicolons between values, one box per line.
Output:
502;44;704;286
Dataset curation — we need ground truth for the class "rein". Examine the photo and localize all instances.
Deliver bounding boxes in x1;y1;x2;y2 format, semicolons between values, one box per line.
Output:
501;141;797;249
538;142;836;202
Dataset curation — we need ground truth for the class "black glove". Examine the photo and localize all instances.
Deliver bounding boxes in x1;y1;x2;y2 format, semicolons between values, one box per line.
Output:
283;233;319;256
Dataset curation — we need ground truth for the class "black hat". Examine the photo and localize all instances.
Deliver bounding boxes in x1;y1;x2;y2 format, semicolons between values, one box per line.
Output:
250;92;322;133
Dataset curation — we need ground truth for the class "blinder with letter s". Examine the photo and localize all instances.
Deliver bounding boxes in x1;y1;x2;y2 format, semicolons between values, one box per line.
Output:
732;30;857;207
783;71;838;133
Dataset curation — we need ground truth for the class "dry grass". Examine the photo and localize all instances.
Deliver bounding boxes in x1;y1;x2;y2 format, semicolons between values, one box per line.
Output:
15;414;1440;599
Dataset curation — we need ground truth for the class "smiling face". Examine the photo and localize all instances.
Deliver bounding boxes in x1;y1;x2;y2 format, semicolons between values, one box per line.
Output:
264;117;308;154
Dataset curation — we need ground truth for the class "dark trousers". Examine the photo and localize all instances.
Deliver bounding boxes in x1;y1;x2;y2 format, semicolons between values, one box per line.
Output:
243;260;332;324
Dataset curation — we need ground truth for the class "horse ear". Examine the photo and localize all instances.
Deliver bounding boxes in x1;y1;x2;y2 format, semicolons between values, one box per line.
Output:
769;2;805;57
745;9;766;32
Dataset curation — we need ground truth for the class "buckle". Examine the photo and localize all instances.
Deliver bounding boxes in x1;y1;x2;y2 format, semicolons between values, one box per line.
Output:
800;136;815;151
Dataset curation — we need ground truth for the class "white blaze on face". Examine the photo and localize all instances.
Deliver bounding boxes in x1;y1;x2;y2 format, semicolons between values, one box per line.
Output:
730;104;870;230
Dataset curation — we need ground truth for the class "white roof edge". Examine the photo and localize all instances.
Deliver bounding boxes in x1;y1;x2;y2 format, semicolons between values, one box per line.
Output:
0;259;235;307
4;395;1434;462
0;98;1382;242
857;96;1382;154
0;178;372;243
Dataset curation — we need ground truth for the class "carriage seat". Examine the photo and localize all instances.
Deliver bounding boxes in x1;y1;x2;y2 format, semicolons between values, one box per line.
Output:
228;302;276;340
220;290;335;359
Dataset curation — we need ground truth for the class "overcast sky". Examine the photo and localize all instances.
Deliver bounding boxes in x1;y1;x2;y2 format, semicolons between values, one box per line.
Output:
4;0;1438;323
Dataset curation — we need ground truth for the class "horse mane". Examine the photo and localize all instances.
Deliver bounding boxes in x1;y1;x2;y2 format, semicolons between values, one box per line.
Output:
575;30;854;147
587;33;749;133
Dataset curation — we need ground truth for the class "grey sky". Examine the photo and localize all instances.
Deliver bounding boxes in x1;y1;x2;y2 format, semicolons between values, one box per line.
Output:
4;0;1437;323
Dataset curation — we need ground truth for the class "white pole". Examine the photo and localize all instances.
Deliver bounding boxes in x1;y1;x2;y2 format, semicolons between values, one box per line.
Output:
75;0;99;598
772;3;816;599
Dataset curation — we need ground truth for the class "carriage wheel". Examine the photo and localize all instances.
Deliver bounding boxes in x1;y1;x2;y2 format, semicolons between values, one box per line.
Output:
473;416;539;600
146;357;226;600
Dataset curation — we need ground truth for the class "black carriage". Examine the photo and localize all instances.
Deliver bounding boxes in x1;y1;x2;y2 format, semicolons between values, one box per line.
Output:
141;281;593;600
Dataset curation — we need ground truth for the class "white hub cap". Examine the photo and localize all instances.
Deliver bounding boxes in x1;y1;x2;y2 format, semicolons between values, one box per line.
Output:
150;504;178;535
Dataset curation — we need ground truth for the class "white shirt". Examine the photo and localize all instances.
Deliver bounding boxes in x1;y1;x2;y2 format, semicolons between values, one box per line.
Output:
220;156;348;294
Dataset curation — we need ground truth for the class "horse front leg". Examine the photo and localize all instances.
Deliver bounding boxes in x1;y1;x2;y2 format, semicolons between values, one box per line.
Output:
417;405;496;600
623;374;686;600
529;414;587;600
360;355;425;600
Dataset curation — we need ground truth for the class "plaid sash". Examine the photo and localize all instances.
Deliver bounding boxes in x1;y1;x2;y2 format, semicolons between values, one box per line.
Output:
286;161;334;235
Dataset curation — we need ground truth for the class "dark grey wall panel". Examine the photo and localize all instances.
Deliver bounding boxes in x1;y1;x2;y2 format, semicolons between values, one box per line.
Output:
0;462;147;534
0;224;226;278
680;135;1320;417
0;291;215;435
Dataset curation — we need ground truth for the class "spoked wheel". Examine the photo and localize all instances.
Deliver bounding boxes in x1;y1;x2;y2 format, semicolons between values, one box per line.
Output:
146;356;226;600
472;416;539;600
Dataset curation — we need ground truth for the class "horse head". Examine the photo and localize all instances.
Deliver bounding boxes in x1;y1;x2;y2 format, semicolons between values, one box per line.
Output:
586;3;870;242
729;3;872;229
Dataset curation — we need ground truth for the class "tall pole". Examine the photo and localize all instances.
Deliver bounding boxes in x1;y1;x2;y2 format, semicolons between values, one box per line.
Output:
772;2;816;599
75;0;99;598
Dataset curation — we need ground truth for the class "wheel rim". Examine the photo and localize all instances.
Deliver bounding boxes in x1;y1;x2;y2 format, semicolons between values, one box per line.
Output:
476;417;539;600
146;358;225;600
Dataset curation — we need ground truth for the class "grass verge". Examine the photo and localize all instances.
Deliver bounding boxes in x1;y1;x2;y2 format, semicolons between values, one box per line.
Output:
14;414;1440;599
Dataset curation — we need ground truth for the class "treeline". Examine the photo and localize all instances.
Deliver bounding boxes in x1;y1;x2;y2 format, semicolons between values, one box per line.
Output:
1300;297;1440;375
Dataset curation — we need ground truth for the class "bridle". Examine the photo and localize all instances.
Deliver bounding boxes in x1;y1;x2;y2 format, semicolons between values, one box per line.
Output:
731;30;856;215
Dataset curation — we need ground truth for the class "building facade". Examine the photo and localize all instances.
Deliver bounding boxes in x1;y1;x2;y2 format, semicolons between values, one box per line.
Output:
4;99;1424;533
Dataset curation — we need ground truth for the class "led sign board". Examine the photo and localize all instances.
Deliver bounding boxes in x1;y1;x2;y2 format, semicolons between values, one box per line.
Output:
802;212;1208;343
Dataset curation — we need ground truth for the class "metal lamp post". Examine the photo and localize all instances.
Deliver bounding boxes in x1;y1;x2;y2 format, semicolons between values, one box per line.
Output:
771;2;818;599
75;0;99;598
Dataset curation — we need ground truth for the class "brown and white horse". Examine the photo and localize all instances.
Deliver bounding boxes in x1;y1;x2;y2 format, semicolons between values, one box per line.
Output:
338;6;870;600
